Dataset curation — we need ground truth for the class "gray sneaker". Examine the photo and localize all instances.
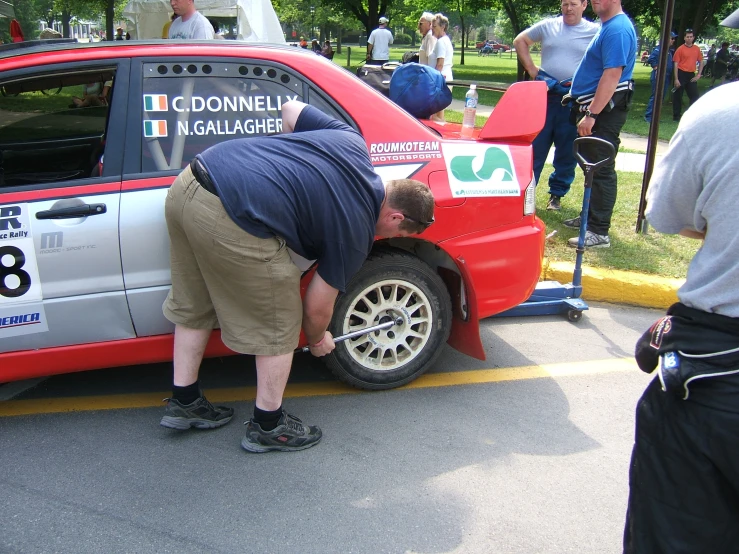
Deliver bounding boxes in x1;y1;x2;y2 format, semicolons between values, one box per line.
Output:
160;396;234;430
568;230;610;249
562;215;581;229
241;411;322;453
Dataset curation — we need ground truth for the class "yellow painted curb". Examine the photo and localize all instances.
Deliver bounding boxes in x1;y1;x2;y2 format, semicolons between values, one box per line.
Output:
541;259;682;309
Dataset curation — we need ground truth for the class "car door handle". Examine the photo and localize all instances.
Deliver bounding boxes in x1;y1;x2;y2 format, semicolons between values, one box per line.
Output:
35;203;107;220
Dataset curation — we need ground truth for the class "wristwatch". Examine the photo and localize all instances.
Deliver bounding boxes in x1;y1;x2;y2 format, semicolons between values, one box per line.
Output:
584;109;599;120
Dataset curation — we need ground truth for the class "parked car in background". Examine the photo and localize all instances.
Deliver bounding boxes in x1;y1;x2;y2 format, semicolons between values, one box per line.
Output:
475;40;511;54
0;40;546;390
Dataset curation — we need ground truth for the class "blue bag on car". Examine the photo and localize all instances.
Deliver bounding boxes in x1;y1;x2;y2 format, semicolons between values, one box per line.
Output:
389;63;452;119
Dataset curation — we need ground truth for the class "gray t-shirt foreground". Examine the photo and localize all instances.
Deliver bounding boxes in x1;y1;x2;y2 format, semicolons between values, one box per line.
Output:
646;82;739;317
526;16;600;81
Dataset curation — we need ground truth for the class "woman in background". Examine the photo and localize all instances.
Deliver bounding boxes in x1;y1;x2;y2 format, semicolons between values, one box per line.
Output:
428;13;454;122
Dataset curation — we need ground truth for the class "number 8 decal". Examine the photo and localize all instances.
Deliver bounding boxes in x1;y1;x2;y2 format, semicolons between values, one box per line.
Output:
0;245;32;298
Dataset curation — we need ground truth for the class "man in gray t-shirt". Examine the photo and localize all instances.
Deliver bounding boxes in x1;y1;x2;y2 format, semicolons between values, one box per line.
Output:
513;0;598;211
623;82;739;552
168;0;214;39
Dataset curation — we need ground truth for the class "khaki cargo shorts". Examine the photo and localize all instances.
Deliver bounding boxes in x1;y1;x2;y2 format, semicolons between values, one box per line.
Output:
162;165;303;356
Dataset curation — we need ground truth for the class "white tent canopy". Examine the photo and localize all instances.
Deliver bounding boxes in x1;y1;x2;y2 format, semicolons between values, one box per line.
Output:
122;0;285;42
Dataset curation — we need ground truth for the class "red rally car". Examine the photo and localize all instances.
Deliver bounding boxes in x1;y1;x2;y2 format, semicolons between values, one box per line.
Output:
0;40;546;389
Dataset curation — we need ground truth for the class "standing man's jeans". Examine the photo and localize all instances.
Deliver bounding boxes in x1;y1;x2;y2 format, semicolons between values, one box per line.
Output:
532;94;578;198
644;69;671;122
573;90;630;237
673;69;700;119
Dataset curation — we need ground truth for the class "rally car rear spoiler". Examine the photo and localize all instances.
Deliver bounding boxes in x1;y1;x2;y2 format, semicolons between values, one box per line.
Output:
478;81;547;143
446;80;547;144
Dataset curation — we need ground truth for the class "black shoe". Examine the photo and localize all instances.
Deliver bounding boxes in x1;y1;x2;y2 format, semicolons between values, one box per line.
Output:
562;215;581;229
546;195;561;211
160;396;234;430
241;411;322;453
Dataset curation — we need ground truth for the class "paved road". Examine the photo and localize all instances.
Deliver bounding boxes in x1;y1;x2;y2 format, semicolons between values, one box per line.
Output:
0;303;661;553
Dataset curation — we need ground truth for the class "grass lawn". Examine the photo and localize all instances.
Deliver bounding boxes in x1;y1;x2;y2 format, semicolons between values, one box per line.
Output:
536;166;699;279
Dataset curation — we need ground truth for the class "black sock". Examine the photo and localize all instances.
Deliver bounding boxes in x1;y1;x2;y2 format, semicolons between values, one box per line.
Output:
172;381;201;405
253;406;283;431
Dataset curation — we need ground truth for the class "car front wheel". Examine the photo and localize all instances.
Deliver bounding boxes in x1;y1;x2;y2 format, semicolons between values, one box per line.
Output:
325;249;452;390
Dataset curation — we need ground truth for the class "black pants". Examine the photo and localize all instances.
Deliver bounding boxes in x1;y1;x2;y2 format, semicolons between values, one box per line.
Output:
573;91;630;236
623;377;739;553
673;69;700;119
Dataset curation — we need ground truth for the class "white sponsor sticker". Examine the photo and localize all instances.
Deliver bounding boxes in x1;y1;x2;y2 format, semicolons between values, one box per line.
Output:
0;203;43;305
0;303;48;338
441;143;521;197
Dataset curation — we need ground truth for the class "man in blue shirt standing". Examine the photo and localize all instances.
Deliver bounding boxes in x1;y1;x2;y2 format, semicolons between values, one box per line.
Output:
563;0;636;248
644;32;676;123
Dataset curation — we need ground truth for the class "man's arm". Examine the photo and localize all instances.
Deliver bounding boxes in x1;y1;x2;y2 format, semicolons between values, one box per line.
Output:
302;272;338;356
577;67;622;136
513;31;539;78
679;228;706;240
673;49;681;87
367;31;375;59
281;100;308;133
693;57;705;81
646;124;704;235
647;46;659;69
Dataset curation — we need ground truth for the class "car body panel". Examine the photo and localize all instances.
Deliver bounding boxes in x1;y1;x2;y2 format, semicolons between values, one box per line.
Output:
0;41;546;383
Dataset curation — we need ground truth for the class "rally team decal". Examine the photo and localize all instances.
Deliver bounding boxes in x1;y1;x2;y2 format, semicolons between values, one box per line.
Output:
0;203;49;338
441;143;520;197
142;93;299;138
370;141;442;165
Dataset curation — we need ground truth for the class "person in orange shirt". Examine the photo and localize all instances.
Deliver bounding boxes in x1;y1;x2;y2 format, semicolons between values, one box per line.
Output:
672;29;704;121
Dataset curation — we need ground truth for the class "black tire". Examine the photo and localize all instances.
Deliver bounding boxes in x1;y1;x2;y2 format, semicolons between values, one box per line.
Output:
325;249;452;390
567;309;582;322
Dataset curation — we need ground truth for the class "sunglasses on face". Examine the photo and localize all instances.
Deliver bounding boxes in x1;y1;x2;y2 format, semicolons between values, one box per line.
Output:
404;214;435;230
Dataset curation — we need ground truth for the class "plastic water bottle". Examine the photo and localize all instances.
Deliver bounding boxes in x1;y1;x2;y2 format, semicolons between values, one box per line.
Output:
461;84;478;138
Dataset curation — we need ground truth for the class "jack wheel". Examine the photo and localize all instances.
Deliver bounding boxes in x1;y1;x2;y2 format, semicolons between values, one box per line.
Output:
567;310;583;322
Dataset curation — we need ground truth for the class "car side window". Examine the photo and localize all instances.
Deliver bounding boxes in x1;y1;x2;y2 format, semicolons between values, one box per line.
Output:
140;61;304;173
0;68;116;188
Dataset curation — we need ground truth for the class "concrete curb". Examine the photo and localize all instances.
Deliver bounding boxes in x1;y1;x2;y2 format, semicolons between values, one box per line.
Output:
541;259;683;310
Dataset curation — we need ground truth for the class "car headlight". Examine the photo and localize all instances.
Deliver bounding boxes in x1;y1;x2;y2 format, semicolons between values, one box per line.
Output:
523;177;536;216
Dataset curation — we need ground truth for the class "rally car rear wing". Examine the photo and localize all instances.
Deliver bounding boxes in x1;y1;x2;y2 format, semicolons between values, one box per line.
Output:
446;80;547;144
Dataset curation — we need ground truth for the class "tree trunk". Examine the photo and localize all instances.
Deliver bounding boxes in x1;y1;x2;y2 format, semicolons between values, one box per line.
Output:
106;0;115;41
62;10;71;38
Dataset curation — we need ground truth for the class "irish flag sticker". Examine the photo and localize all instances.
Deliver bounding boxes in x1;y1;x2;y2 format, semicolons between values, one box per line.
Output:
144;120;168;138
144;94;168;111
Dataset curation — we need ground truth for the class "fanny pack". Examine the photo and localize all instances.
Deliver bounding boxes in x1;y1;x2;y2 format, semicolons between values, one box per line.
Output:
635;303;739;400
561;79;634;112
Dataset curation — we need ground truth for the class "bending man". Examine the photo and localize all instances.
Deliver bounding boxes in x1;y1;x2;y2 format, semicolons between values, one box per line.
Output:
160;101;435;453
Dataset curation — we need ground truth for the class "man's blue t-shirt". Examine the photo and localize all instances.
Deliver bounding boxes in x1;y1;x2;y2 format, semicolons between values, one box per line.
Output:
571;13;637;97
198;106;385;292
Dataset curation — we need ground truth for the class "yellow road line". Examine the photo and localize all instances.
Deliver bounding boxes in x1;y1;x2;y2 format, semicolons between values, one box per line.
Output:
0;358;638;417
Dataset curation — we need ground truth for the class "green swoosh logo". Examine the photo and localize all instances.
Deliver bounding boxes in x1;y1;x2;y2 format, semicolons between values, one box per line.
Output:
450;147;515;182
